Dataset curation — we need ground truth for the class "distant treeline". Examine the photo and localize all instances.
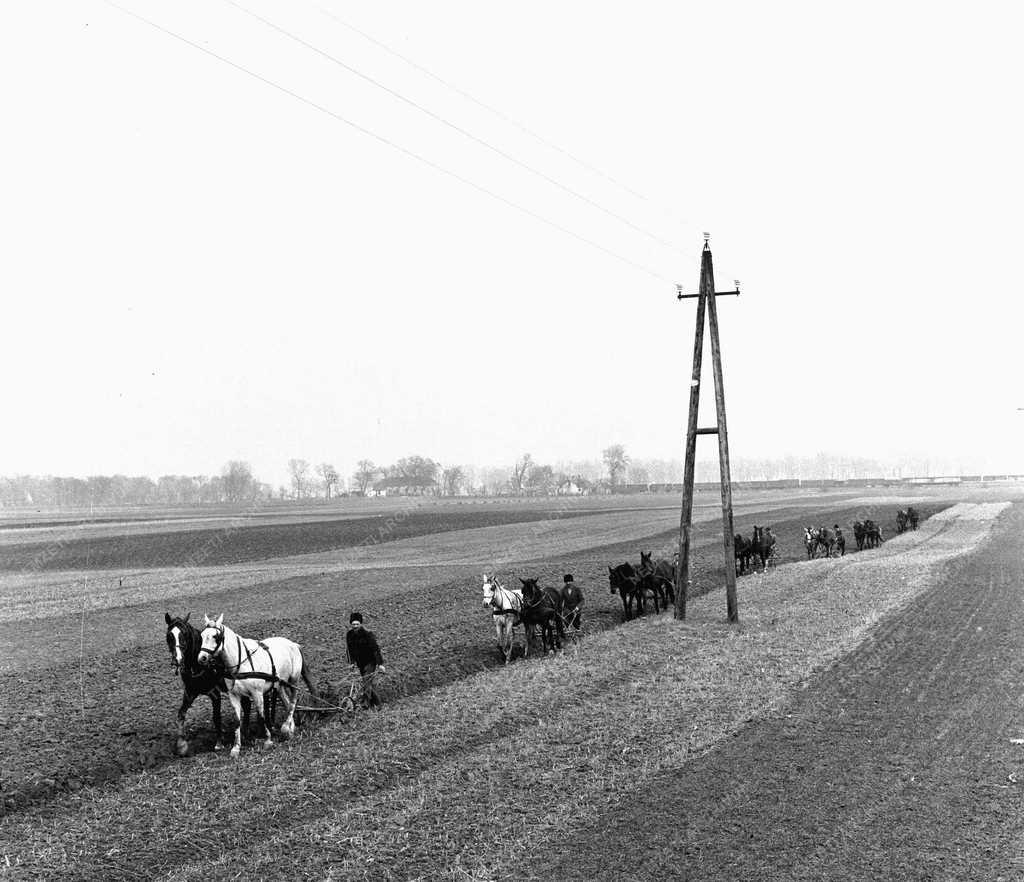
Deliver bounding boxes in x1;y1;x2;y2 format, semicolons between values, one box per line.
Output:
0;467;273;509
2;450;1014;508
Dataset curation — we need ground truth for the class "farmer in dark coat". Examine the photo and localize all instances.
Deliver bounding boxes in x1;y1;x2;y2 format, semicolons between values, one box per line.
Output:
833;524;846;556
346;612;385;709
560;574;584;632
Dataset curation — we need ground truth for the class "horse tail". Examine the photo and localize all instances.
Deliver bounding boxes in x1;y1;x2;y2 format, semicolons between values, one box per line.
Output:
300;655;318;699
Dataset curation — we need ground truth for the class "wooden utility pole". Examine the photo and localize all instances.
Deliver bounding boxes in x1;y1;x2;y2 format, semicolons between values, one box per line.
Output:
674;236;740;623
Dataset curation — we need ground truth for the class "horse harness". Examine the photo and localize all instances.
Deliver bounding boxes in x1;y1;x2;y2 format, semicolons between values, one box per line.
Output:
487;581;522;618
207;627;281;686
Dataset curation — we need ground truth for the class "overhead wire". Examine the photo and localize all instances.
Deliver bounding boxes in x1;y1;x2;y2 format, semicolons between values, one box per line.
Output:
307;3;736;288
103;1;678;285
313;2;702;239
222;0;685;253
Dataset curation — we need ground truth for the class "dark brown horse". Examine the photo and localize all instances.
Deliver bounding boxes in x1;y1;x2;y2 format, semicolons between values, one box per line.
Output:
864;519;883;548
751;525;777;571
734;533;753;574
608;563;642;621
638;551;676;611
519;578;563;652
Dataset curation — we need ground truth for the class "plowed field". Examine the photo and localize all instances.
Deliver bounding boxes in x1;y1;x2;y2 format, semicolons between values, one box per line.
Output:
4;491;1011;882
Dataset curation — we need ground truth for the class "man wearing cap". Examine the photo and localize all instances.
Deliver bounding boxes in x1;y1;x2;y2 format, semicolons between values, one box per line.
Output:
346;612;386;709
560;574;584;632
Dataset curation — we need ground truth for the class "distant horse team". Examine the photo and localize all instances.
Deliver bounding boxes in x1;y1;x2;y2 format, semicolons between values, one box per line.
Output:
895;506;919;534
803;525;846;559
852;519;883;551
607;550;677;621
735;525;778;574
481;572;584;663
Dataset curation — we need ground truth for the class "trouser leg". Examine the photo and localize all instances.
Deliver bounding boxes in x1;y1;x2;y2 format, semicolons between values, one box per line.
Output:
360;665;380;708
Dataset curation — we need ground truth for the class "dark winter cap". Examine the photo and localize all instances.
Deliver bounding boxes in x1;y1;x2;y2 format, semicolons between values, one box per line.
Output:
563;574;574;583
349;611;363;624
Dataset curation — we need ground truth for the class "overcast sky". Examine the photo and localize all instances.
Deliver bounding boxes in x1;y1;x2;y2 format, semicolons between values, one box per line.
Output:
2;1;1022;487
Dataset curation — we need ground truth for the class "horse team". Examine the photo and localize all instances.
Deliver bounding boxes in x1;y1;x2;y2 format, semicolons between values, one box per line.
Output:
164;611;316;759
804;506;918;559
606;550;678;621
895;506;920;534
481;573;584;663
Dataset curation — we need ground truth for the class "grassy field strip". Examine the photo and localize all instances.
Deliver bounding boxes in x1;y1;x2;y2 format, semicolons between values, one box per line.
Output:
0;504;1008;880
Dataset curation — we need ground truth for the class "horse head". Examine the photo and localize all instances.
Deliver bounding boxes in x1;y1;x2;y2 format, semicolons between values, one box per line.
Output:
482;573;497;607
197;613;225;667
519;577;540;601
608;563;636;594
165;611;191;675
639;551;652;573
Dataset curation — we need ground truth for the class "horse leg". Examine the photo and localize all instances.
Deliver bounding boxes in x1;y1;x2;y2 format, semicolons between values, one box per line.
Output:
176;690;197;756
277;683;298;739
250;688;273;749
500;620;512;664
210;690;226;751
224;692;244;758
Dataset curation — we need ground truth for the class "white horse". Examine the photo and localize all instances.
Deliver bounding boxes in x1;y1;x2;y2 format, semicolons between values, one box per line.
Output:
196;614;313;758
482;573;523;664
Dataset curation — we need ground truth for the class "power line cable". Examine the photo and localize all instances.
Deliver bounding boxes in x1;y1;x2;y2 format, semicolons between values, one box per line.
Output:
104;1;678;285
223;0;683;253
314;2;703;238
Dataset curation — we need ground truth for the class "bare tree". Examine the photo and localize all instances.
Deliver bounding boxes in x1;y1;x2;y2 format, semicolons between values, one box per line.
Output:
511;453;533;495
316;463;339;500
602;444;628;487
441;466;464;496
287;458;311;499
352;460;379;496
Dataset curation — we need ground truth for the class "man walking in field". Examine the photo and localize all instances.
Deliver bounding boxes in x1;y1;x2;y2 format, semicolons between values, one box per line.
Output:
346;612;386;709
833;524;846;556
561;574;584;632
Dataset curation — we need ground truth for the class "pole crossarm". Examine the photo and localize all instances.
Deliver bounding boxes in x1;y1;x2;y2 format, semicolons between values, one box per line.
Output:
676;289;740;300
674;242;739;624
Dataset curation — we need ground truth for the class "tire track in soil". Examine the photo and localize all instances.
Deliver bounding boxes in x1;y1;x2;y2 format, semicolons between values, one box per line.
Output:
542;506;1024;881
0;503;943;816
